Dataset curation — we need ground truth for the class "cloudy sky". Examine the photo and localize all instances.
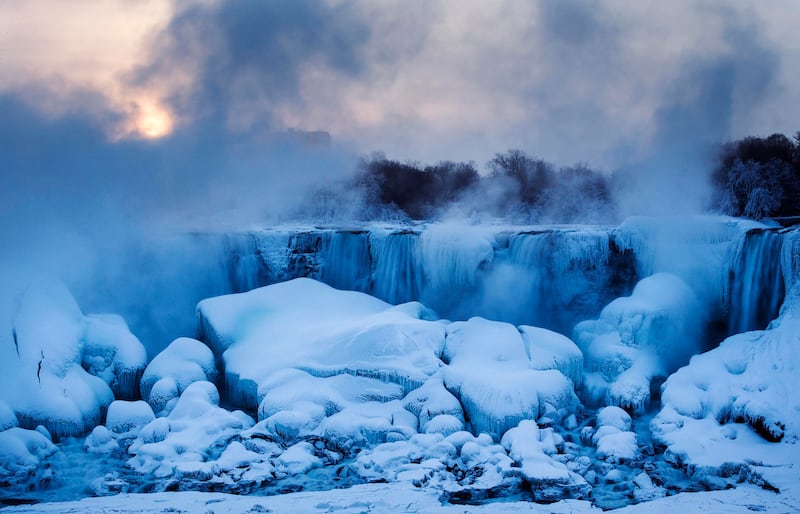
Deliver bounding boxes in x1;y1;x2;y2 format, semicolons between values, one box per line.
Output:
2;0;798;169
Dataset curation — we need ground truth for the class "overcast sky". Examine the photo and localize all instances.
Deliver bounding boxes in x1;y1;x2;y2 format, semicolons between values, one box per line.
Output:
2;0;798;169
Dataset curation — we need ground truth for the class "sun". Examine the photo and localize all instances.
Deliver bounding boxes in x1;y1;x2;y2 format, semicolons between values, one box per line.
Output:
135;102;174;139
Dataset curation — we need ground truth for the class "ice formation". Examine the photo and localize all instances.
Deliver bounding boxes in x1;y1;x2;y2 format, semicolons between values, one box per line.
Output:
2;281;145;439
0;427;58;486
574;273;704;413
139;337;217;416
1;218;796;510
652;229;800;468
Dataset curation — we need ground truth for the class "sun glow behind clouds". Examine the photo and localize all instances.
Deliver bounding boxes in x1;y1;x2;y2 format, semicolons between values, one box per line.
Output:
133;100;174;140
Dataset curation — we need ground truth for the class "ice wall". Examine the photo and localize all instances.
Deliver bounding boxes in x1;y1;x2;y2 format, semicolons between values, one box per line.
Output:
72;217;784;357
210;218;775;345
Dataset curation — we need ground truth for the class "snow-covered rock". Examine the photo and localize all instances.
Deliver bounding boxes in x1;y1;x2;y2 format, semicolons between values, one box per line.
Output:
443;317;580;439
1;281;147;439
0;427;58;485
501;420;590;501
105;401;155;437
7;282;114;439
197;278;445;410
126;382;254;477
574;273;703;414
139;337;216;415
81;314;147;400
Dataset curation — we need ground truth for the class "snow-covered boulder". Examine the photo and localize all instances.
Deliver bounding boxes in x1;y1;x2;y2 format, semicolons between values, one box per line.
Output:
105;400;155;437
82;314;147;400
521;325;584;386
592;407;638;463
574;273;703;414
1;281;147;439
7;282;114;438
442;317;580;439
126;382;254;477
84;425;120;454
501;420;591;501
0;427;58;485
197;278;445;411
139;337;216;415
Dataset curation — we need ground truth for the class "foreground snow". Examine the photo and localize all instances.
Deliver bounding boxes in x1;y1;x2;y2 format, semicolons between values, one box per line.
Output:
1;480;797;514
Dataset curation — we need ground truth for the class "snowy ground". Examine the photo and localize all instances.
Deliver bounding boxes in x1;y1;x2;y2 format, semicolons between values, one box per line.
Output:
2;480;798;514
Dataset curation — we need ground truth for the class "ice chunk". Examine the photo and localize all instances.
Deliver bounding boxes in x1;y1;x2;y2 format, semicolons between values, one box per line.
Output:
139;337;216;413
574;273;703;414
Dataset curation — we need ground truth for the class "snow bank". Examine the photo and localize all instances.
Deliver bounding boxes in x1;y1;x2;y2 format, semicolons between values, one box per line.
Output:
139;337;216;415
195;278;584;470
574;273;703;414
197;278;445;411
7;282;112;438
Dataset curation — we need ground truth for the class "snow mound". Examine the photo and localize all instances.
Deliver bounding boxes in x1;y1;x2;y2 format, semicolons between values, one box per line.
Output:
592;407;638;463
0;427;57;486
574;273;703;414
443;317;580;439
139;337;216;416
520;325;584;386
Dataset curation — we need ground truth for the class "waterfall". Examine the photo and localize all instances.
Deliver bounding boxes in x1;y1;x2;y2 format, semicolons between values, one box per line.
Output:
729;229;785;334
368;230;422;305
318;231;372;292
